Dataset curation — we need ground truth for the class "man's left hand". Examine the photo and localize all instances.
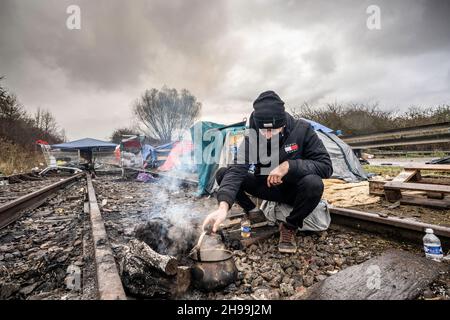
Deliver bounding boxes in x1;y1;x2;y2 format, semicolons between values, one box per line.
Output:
267;161;289;187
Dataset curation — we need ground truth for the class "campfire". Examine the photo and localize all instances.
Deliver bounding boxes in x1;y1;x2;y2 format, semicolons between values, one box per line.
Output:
118;218;238;298
115;174;240;298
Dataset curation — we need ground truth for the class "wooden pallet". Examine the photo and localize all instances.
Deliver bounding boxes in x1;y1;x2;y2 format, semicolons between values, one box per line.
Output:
383;164;450;208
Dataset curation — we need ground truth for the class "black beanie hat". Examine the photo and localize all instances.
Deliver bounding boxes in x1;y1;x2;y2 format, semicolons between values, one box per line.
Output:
253;91;286;129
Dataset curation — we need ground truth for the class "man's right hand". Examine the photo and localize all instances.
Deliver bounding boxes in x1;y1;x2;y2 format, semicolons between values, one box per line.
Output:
202;202;229;233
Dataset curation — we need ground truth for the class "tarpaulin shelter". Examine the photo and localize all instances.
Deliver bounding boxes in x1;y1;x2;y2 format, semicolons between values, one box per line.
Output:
43;138;116;171
52;138;117;151
143;142;176;168
191;120;247;195
158;141;194;172
316;131;367;182
51;138;117;165
119;135;176;169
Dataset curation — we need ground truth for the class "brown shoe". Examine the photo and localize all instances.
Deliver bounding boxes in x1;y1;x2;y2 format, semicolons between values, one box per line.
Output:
278;223;297;253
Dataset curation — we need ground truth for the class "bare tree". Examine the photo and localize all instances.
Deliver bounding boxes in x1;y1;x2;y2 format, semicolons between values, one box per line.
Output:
133;86;201;142
34;107;59;135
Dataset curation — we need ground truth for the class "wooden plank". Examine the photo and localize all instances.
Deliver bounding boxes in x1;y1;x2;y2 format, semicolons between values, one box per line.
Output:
384;181;450;194
293;249;445;300
400;195;450;209
404;164;450;171
384;189;402;202
237;226;279;247
368;180;386;196
392;170;420;182
426;192;444;200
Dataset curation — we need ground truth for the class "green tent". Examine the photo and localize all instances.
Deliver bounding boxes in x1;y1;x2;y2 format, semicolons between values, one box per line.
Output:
190;120;247;195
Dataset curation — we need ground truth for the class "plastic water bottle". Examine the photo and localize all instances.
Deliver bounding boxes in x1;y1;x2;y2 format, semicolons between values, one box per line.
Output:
241;219;251;238
423;228;443;261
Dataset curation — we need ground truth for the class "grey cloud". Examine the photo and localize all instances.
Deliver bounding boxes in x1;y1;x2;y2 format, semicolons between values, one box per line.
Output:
0;0;232;91
0;0;449;139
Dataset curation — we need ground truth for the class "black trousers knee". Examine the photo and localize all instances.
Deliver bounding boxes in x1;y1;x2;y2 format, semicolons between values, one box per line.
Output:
216;167;324;229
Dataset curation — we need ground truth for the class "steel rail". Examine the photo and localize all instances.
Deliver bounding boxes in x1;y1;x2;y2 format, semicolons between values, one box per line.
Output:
329;206;450;248
86;174;126;300
0;172;84;230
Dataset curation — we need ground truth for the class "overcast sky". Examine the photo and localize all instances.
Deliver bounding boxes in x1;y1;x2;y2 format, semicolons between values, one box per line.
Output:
1;0;449;140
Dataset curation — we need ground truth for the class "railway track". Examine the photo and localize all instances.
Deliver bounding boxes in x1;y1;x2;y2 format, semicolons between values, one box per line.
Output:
0;172;448;300
0;173;84;230
0;172;43;185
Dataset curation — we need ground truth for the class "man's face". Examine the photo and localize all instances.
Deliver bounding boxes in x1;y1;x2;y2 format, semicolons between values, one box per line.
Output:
259;127;284;140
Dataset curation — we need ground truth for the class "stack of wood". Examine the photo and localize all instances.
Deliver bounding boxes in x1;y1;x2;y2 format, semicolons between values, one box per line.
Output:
118;239;191;298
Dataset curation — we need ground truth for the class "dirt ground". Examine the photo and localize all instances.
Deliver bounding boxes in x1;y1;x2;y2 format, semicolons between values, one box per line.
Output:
0;180;97;300
93;175;450;300
1;173;448;300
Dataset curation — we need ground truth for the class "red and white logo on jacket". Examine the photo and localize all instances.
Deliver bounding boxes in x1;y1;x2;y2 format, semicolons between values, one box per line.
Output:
284;143;299;153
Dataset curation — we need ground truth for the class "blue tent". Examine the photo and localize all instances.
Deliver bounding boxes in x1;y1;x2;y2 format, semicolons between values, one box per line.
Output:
52;138;117;151
142;142;176;168
302;119;334;133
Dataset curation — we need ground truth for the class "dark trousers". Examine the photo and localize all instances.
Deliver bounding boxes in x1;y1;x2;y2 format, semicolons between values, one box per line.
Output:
216;167;324;229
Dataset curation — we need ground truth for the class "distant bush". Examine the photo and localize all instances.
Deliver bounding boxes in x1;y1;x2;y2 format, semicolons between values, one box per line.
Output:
0;138;45;175
291;102;450;151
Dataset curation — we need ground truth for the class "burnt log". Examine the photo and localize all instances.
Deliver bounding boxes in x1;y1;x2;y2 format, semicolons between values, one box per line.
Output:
118;239;191;298
127;239;178;275
134;218;199;258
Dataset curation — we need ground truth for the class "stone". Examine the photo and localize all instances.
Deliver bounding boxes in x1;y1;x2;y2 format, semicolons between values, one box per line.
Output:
251;276;263;287
285;267;294;275
303;275;314;287
279;283;295;296
315;274;328;282
422;289;434;299
19;283;40;296
0;282;20;299
0;245;12;253
4;253;13;261
309;263;319;272
269;275;282;288
252;287;280;300
261;272;274;282
334;257;345;267
281;275;293;285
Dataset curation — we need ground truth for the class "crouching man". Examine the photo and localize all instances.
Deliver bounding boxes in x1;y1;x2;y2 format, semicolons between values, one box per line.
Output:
202;91;333;253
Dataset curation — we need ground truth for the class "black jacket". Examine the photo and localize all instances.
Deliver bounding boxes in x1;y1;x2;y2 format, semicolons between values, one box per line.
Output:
217;112;333;207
